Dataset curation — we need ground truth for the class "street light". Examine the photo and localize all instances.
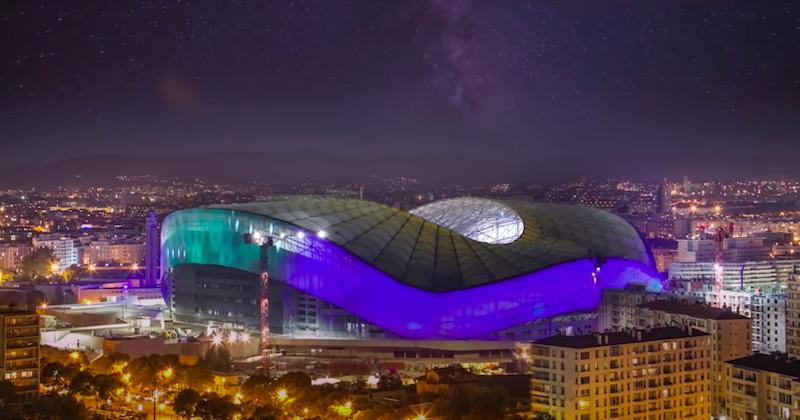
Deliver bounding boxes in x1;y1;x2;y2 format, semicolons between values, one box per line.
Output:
276;388;288;402
153;368;173;420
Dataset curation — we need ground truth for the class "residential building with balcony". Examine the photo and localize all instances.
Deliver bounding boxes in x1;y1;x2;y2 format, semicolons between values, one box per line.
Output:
0;310;40;402
724;353;800;419
519;326;711;420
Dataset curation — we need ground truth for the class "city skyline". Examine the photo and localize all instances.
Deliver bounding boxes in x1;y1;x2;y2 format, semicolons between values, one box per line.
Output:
2;2;800;418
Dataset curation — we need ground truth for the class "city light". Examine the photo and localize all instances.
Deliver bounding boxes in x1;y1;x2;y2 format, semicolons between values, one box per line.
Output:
276;388;288;402
3;2;799;418
332;401;353;417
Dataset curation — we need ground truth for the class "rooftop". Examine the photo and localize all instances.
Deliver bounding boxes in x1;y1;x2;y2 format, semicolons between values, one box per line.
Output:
193;197;653;291
638;300;750;320
533;326;709;348
726;353;800;379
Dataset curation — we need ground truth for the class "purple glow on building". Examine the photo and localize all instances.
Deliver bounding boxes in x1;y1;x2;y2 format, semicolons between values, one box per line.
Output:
162;208;662;339
269;235;661;339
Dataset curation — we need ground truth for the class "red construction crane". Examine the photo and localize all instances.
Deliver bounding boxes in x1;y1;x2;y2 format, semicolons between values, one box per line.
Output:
245;232;273;376
713;222;735;306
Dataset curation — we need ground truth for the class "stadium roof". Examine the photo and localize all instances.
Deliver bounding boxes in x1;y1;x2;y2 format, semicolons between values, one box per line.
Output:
207;197;653;292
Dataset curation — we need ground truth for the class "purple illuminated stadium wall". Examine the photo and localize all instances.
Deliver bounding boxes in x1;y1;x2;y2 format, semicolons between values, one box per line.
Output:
162;209;662;339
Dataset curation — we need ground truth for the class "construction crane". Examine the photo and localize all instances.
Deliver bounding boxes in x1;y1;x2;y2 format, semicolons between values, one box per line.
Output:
713;222;735;307
244;232;274;376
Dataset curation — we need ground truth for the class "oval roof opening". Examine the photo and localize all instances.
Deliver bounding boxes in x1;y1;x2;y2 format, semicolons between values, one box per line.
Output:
410;197;524;244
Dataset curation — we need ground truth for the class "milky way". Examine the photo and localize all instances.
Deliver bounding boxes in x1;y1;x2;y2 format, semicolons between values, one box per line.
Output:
2;1;800;182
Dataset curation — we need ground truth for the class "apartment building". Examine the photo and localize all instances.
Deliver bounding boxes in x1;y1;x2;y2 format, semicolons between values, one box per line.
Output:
724;353;800;419
636;300;752;416
519;326;711;420
786;272;800;359
751;293;786;354
0;310;40;402
597;285;661;332
85;239;145;265
0;243;32;272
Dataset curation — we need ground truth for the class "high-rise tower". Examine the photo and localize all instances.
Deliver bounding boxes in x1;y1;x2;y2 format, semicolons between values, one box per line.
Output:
145;211;159;287
655;178;671;214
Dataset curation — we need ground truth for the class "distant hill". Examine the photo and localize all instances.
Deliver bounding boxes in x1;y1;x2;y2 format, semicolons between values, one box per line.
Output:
0;151;513;188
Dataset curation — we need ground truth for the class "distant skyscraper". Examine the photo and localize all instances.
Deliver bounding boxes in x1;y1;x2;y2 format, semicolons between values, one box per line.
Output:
656;178;671;214
145;212;159;287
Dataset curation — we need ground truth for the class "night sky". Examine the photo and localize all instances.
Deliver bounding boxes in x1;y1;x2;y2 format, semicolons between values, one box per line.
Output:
2;1;800;183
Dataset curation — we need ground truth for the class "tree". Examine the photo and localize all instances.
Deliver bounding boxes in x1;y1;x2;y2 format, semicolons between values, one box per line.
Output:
240;374;270;401
127;353;179;386
69;371;95;398
90;352;130;374
41;361;63;385
183;363;214;391
174;388;201;419
42;345;87;366
195;393;237;420
376;374;403;391
61;264;79;282
204;345;232;372
271;371;311;392
20;247;57;280
94;373;123;402
244;402;282;420
354;405;412;420
434;384;509;420
0;379;18;406
35;392;91;419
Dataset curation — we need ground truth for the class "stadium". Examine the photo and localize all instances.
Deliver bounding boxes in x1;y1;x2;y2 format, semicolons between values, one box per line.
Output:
161;197;661;344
